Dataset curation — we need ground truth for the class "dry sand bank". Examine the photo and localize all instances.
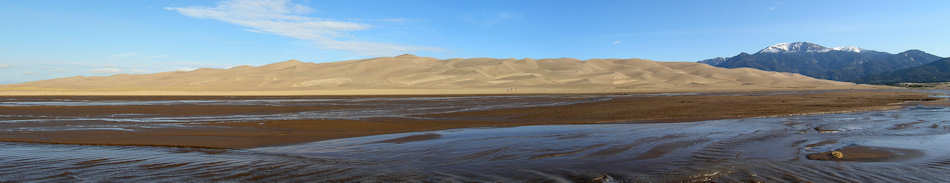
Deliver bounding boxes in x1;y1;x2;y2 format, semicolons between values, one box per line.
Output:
0;55;876;96
0;91;933;149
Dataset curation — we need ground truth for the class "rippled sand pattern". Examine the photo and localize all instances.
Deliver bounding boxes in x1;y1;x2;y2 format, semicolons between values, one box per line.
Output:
0;143;367;182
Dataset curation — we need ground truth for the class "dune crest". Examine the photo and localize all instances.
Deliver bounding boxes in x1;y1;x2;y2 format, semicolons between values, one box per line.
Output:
0;56;870;95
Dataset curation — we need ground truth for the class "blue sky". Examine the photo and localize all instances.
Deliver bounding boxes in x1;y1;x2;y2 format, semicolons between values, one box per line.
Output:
1;0;949;83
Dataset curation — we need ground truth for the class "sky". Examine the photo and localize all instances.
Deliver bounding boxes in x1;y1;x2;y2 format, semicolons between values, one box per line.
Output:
1;0;949;83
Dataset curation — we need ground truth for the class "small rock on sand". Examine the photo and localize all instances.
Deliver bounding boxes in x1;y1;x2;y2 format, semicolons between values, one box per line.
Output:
807;145;923;162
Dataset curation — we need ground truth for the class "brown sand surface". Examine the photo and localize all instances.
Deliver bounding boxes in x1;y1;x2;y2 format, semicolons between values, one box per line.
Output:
0;91;934;149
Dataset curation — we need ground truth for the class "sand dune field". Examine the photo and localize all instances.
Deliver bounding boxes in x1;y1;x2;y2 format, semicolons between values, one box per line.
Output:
0;55;873;95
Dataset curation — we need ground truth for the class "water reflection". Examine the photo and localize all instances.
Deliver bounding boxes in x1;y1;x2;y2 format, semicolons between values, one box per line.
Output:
3;105;950;182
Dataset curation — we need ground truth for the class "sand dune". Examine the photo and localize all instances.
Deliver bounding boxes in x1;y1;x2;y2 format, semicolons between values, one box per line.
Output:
0;54;872;95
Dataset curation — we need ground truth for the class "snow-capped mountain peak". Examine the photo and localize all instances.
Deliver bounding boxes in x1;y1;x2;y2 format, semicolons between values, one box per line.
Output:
831;46;863;53
757;42;864;54
758;42;827;53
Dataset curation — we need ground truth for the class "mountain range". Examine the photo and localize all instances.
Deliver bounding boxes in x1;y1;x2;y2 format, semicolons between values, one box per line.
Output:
0;54;866;95
699;42;943;83
859;58;950;84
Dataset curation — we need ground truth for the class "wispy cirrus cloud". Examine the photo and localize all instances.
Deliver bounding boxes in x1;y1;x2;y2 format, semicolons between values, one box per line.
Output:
176;67;199;72
166;0;439;56
110;52;138;58
378;18;409;23
108;52;169;60
768;1;784;11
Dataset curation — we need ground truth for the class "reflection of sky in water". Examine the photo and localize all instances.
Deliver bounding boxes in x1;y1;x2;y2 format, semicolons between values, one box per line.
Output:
0;103;950;182
3;104;950;182
3;90;950;181
248;105;950;181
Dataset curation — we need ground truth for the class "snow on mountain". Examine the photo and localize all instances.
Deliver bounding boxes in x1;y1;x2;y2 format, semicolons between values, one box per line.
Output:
757;42;864;54
700;42;942;83
831;46;863;53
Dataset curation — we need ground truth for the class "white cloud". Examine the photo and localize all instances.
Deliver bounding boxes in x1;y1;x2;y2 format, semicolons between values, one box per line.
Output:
90;68;122;74
378;18;409;23
110;52;138;58
768;1;784;11
108;52;171;61
176;67;198;72
167;0;439;56
612;40;622;46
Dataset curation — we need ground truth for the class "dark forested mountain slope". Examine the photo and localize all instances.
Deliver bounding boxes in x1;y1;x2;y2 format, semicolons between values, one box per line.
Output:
700;42;942;82
860;58;950;84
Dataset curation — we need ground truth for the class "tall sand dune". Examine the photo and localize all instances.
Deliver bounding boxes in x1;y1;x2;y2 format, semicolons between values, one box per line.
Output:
0;54;872;95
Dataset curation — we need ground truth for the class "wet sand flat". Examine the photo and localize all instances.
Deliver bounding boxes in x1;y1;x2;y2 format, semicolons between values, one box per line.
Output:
0;90;934;149
423;91;934;123
0;90;949;182
807;145;925;162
